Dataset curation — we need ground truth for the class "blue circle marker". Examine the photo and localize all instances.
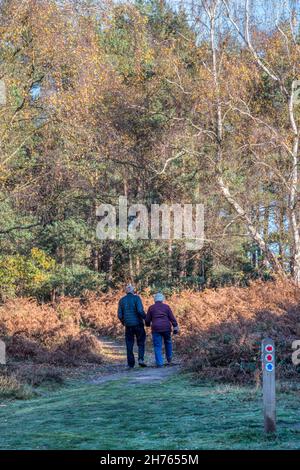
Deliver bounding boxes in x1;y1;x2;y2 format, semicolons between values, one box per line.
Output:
266;363;274;372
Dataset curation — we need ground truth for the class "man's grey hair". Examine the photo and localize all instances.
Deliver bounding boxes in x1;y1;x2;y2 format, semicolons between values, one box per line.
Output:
125;284;135;294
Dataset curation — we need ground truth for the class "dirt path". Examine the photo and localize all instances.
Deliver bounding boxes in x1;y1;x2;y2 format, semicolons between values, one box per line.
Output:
89;337;181;385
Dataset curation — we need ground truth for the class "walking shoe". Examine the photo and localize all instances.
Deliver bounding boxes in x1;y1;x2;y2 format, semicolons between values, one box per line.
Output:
138;360;147;367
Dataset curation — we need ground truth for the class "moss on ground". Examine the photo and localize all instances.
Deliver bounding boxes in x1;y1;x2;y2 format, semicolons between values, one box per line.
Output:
0;374;299;450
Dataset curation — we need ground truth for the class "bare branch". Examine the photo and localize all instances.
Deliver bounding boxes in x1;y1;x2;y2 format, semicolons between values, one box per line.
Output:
222;0;281;83
149;151;186;175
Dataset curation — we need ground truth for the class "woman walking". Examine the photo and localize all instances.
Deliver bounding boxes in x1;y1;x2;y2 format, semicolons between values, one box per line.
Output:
145;293;179;367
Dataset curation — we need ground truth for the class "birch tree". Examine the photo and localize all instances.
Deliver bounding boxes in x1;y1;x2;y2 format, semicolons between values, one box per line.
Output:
222;0;300;283
181;0;286;275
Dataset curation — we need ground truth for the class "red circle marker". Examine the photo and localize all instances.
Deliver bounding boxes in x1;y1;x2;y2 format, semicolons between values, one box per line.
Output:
265;344;274;352
266;354;273;362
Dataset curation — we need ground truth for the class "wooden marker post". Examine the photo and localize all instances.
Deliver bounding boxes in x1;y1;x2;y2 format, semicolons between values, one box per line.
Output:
262;338;276;433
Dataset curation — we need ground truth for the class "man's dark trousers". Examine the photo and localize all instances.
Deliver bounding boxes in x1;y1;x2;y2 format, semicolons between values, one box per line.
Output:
125;325;146;367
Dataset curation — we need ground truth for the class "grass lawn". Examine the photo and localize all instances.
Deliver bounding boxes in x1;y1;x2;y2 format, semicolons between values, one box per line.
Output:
0;373;300;450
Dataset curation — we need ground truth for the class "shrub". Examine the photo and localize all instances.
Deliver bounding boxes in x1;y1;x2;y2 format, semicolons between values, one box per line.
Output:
0;298;103;365
1;279;299;383
49;265;106;297
79;279;300;382
169;280;300;382
0;248;55;301
0;371;34;399
14;366;64;387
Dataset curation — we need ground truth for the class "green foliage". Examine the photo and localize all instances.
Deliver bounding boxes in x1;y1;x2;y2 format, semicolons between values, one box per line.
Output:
100;3;153;81
50;265;106;297
40;219;93;265
0;248;55;300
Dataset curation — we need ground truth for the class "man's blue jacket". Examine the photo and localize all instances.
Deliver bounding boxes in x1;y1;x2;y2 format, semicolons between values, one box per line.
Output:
118;293;146;327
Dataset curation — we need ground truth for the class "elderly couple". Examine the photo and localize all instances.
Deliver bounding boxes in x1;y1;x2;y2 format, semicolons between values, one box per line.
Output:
117;285;179;368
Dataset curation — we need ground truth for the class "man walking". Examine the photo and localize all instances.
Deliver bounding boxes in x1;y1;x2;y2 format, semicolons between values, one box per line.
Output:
145;293;179;367
118;284;147;368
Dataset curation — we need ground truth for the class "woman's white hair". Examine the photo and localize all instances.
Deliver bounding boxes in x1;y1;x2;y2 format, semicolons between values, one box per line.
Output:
154;292;165;302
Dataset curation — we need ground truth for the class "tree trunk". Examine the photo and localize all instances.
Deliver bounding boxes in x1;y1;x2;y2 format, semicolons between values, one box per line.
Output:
57;245;65;296
179;244;187;279
217;175;285;276
278;204;284;264
106;242;113;284
91;248;99;271
168;239;173;281
129;250;134;283
288;110;300;285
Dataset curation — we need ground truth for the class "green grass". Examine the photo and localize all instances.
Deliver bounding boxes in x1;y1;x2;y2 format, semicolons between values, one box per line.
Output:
0;374;300;449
